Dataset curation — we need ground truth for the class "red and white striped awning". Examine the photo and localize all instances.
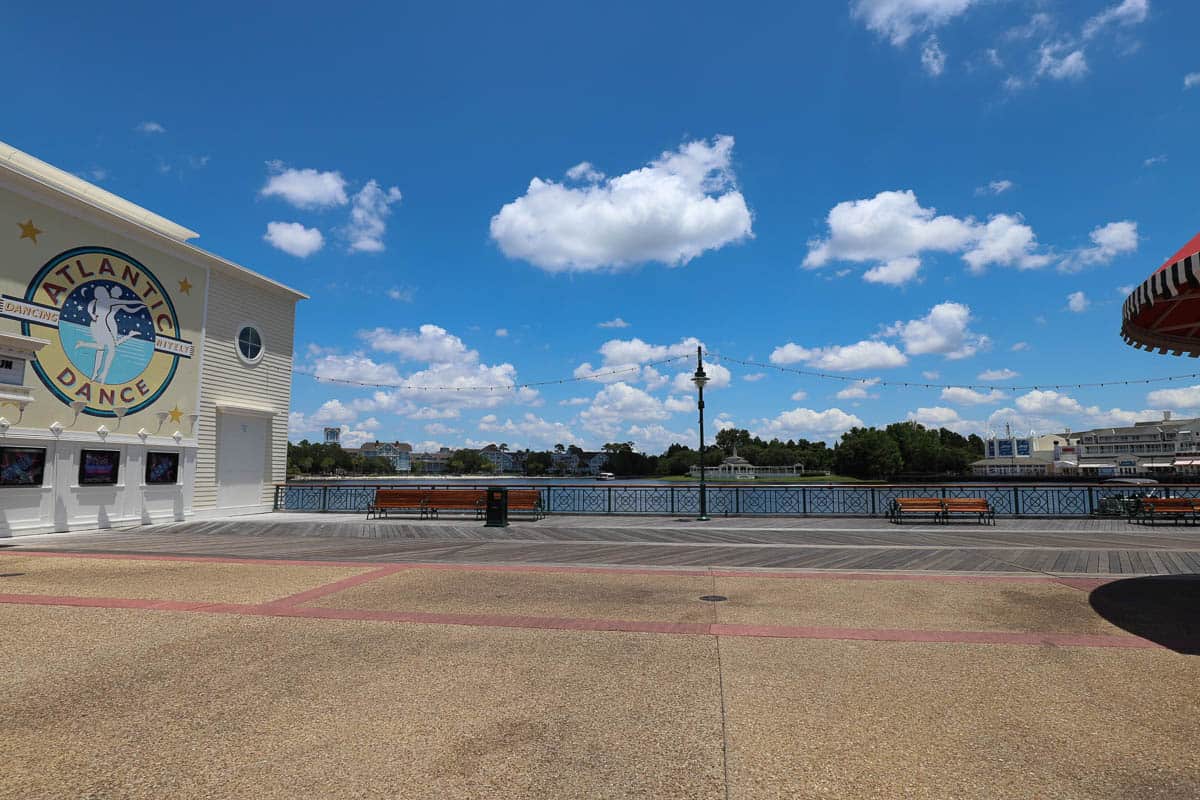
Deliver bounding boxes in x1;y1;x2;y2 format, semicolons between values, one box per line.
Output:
1122;231;1200;355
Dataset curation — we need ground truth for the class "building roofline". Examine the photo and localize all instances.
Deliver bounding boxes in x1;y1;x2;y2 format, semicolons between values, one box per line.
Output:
0;139;308;302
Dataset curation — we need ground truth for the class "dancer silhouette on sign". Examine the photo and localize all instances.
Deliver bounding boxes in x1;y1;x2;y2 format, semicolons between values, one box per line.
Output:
74;285;147;384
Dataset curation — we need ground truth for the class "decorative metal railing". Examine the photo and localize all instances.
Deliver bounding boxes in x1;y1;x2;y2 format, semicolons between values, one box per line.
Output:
272;482;1188;517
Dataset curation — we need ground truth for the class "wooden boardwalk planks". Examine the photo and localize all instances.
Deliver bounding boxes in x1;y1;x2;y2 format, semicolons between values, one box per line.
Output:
6;514;1200;576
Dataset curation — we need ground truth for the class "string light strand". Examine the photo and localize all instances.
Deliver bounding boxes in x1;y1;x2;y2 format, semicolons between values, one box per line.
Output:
707;352;1200;393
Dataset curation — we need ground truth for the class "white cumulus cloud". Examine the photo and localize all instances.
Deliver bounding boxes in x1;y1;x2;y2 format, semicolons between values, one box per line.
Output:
1036;44;1089;81
921;36;947;76
851;0;978;46
1066;291;1089;312
360;324;472;363
836;378;880;400
1061;220;1138;271
261;163;349;209
580;382;669;438
490;136;753;272
906;406;981;434
976;179;1014;196
770;340;909;372
1082;0;1149;40
263;221;324;257
478;413;580;449
978;368;1018;381
1146;385;1200;408
883;301;990;359
803;190;1049;284
346;180;402;252
753;407;865;441
940;387;1007;405
627;424;697;452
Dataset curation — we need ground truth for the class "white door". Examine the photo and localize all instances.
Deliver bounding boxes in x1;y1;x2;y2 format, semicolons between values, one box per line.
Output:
216;413;268;509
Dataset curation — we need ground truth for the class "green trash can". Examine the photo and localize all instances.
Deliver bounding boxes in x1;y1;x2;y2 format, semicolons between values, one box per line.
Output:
485;487;509;528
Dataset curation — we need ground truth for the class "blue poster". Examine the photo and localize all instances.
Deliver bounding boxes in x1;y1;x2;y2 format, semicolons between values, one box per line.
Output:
998;440;1014;457
1016;439;1031;456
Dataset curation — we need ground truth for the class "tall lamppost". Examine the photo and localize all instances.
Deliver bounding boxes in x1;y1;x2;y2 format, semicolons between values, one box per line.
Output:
692;345;710;522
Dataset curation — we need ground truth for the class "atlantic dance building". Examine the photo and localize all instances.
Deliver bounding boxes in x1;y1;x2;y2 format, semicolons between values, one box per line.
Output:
0;141;304;535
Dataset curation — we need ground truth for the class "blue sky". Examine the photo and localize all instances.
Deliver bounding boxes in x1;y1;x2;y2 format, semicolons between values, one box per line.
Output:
5;0;1200;451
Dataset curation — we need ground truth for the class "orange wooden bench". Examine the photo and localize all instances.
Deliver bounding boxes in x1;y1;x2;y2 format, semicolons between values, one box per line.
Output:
367;489;430;519
942;498;995;525
423;489;487;519
889;497;945;524
507;489;546;520
1138;497;1200;525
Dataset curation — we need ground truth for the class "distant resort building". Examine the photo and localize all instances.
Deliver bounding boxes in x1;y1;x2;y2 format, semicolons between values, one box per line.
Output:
969;433;1075;478
551;449;609;476
970;413;1200;478
1074;413;1200;477
688;448;805;479
360;441;412;472
411;447;452;474
478;444;524;473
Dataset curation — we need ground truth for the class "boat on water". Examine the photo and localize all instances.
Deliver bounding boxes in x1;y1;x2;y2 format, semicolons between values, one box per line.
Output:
596;472;616;481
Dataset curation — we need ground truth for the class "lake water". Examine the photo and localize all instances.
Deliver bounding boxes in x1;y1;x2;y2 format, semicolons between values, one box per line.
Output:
288;476;680;486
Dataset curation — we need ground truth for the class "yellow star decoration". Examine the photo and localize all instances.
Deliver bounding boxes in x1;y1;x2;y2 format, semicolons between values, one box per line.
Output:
168;406;184;423
178;277;193;295
17;219;42;244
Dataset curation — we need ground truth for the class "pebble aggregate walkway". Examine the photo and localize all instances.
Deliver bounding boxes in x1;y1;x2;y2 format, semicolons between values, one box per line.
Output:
2;514;1197;799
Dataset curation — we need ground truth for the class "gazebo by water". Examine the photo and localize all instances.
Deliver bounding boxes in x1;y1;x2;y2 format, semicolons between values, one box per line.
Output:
688;447;805;479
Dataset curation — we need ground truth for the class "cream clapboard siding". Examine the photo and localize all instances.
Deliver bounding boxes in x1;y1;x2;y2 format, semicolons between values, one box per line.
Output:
193;271;298;510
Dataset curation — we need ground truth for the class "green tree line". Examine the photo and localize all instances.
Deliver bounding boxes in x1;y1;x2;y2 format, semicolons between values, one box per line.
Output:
289;423;983;479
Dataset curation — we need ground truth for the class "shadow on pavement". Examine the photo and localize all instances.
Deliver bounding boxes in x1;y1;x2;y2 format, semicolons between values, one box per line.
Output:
1089;576;1200;655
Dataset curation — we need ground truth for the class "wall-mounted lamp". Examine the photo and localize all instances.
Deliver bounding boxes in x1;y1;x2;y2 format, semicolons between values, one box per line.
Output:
154;411;170;432
137;428;150;442
4;397;32;424
171;430;183;444
0;417;9;436
69;400;87;427
111;407;128;430
96;424;110;441
49;421;64;437
185;413;200;436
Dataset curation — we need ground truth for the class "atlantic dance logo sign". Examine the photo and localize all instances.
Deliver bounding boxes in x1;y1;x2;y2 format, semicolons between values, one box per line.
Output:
0;246;193;417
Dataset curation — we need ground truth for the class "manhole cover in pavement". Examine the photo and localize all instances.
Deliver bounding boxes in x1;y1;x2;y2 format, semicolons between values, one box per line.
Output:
699;595;728;602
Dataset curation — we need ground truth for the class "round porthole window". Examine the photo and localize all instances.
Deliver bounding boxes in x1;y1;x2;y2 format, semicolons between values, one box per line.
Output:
236;325;264;365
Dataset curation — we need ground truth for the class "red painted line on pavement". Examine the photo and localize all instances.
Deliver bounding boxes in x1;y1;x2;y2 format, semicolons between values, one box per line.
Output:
709;568;1069;584
5;550;379;569
0;594;246;614
1052;577;1114;592
0;592;1162;650
2;550;1104;584
707;623;1159;649
261;565;409;608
